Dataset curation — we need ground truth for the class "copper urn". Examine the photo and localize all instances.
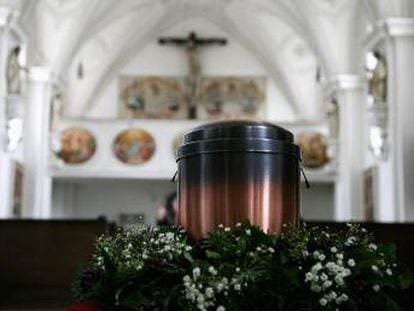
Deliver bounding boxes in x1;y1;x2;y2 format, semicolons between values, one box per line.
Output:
176;121;300;238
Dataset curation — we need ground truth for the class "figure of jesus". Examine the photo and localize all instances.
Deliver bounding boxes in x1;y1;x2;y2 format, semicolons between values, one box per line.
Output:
159;32;227;119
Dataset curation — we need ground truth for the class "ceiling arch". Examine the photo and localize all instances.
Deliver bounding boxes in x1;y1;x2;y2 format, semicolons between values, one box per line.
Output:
64;0;326;119
15;0;374;121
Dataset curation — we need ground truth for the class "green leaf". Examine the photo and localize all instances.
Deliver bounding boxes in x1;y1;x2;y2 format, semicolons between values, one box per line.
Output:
399;272;414;289
184;252;194;263
205;250;221;259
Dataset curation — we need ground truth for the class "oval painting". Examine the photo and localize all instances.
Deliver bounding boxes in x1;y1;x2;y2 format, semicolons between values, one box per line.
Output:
296;132;329;169
113;129;155;165
58;128;96;164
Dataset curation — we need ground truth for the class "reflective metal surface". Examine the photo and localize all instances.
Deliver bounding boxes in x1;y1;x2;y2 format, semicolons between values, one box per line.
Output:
177;153;300;238
176;121;300;239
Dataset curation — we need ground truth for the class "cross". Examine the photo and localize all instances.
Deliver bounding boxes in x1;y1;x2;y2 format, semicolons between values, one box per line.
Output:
159;31;227;119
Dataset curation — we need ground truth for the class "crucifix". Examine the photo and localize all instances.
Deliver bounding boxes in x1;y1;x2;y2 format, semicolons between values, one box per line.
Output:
159;31;227;119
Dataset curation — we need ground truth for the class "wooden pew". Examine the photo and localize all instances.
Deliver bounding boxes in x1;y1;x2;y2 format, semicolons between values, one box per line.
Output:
0;219;108;310
0;220;412;310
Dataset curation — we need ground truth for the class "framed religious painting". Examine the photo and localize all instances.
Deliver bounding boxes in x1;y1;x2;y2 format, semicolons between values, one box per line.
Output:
113;129;156;165
296;132;329;169
119;76;188;119
56;128;97;164
197;76;266;120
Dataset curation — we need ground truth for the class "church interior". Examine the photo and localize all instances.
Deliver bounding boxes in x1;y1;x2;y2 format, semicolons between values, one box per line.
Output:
1;0;414;309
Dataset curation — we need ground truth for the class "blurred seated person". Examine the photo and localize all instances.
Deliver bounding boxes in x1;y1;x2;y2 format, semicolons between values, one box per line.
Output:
156;192;177;226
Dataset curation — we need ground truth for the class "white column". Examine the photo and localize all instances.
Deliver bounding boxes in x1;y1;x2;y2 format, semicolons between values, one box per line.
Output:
22;67;53;218
382;18;414;221
330;75;365;221
0;7;13;217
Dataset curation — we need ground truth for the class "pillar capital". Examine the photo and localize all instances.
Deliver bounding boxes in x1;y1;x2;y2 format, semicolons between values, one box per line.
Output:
0;7;20;27
364;18;414;49
0;7;12;27
383;18;414;37
325;74;365;95
28;66;53;83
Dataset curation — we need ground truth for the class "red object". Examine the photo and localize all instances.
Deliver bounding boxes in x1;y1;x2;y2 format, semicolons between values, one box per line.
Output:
67;302;106;311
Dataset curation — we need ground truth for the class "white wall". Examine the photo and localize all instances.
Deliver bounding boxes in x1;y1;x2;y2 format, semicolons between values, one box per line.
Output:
85;17;295;121
301;183;335;221
52;16;331;221
52;179;176;223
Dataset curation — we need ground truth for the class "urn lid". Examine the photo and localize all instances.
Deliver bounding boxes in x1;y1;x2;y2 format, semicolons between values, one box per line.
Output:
177;120;299;160
184;120;293;143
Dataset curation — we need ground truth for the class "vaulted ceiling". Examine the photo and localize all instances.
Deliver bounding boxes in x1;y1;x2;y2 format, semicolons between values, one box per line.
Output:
5;0;412;120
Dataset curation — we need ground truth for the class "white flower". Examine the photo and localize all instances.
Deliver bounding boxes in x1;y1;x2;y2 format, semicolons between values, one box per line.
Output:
208;266;218;276
185;246;192;251
197;295;205;303
336;253;344;260
305;272;314;282
311;263;323;273
334;275;344;285
345;236;356;246
319;298;328;306
386;268;393;276
318;254;326;261
235;267;241;272
330;247;338;253
327;291;337;300
302;250;309;257
245;229;251;235
336;293;349;304
234;284;241;291
347;259;356;267
368;243;378;251
193;267;201;279
224;227;231;232
205;287;214;298
322;280;333;289
311;283;322;293
313;251;320;259
373;284;380;292
185;292;195;301
371;265;379;272
217;306;225;311
268;247;275;253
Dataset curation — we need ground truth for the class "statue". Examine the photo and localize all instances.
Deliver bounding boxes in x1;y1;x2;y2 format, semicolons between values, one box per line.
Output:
367;51;387;102
159;32;227;119
6;46;22;95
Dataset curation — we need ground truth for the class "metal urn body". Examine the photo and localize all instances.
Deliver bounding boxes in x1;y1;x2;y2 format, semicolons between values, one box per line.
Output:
176;121;300;239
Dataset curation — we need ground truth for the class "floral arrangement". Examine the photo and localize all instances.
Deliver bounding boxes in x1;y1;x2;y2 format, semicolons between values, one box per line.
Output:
72;223;412;310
